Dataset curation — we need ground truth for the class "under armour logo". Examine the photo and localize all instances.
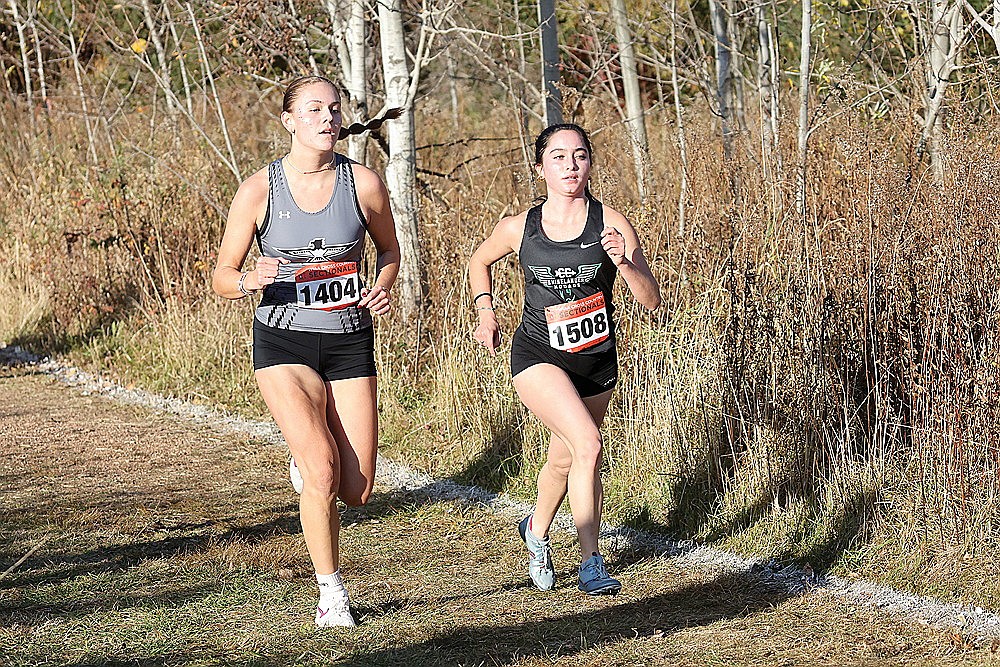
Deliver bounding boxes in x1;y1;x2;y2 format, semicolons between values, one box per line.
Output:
278;210;291;219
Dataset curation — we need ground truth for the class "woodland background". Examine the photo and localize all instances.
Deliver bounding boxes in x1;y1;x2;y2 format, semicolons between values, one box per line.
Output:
2;0;999;607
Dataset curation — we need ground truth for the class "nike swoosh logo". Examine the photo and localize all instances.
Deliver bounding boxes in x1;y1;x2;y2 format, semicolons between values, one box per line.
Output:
580;241;600;249
317;607;329;618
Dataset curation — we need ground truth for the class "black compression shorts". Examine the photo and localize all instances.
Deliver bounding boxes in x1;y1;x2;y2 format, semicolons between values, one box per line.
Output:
510;326;617;398
252;319;377;381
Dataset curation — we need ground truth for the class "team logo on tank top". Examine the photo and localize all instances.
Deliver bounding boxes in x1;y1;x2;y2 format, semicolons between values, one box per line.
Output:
527;263;602;300
275;238;358;262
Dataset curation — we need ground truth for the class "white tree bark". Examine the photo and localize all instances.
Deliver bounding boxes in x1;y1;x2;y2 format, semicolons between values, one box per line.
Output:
670;0;689;237
140;0;175;115
538;0;562;125
918;0;964;181
796;0;812;221
379;0;422;316
757;0;779;163
708;0;734;159
8;0;34;106
326;0;370;162
610;0;650;200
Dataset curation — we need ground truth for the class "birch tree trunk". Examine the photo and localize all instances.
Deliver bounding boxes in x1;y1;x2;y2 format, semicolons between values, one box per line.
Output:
140;0;175;115
757;0;779;164
670;0;689;236
538;0;562;125
379;0;422;317
708;0;734;159
918;0;963;182
796;0;812;221
9;0;34;109
325;0;369;162
610;0;650;200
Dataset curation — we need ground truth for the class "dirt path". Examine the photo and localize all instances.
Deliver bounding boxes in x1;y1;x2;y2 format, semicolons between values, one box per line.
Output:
1;363;998;666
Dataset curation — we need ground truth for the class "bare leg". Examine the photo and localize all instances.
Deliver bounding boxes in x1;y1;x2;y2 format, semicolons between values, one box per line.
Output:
513;364;612;561
325;375;378;507
256;364;343;574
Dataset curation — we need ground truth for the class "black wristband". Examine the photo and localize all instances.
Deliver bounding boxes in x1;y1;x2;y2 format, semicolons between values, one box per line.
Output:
472;292;493;304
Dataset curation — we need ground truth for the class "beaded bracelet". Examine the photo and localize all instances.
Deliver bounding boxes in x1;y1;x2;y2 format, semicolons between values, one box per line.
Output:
237;272;256;297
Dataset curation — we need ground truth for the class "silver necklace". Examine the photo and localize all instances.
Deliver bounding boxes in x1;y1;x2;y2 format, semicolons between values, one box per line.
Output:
284;155;335;175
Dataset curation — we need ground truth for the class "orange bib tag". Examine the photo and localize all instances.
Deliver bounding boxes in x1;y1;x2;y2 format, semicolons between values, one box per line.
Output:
544;293;610;353
294;261;361;311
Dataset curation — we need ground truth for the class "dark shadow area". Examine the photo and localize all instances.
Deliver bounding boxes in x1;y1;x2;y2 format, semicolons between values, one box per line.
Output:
0;505;300;596
453;412;524;493
340;571;797;667
792;488;882;571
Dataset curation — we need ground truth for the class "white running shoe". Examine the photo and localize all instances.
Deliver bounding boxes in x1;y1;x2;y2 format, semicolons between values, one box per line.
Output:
289;457;303;494
315;592;356;627
518;515;555;591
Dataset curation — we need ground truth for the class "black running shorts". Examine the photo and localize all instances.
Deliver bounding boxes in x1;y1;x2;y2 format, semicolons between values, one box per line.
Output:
510;325;617;398
252;319;377;381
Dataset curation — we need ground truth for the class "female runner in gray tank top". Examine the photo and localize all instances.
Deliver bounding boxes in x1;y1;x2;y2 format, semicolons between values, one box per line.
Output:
469;124;660;595
212;75;401;627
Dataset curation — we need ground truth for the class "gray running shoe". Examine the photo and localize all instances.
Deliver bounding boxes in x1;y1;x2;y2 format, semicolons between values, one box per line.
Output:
518;515;555;591
577;552;621;595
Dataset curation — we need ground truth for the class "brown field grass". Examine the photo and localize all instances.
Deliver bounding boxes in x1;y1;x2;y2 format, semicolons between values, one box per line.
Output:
3;366;999;665
2;68;1000;614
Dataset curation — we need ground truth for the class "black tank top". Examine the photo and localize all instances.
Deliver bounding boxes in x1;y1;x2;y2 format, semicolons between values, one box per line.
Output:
518;196;617;354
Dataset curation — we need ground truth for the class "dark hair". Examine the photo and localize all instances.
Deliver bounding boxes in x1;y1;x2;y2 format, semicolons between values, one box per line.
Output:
282;75;403;140
533;123;593;166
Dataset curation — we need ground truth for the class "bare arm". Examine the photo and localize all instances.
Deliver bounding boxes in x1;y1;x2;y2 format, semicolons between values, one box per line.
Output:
352;163;401;316
600;208;661;311
211;168;284;300
468;213;526;356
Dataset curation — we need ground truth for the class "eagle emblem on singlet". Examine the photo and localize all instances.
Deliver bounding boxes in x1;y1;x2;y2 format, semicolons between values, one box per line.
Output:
275;238;358;262
528;263;602;289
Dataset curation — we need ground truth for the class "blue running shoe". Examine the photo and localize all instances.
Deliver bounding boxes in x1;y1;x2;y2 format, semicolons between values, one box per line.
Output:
578;552;621;595
518;515;555;591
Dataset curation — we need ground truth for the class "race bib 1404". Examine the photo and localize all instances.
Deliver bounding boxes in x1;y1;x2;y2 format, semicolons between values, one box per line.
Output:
294;261;361;311
544;293;610;353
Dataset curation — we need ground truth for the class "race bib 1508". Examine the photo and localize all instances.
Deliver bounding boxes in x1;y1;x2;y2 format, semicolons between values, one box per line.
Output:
544;293;610;353
294;261;361;311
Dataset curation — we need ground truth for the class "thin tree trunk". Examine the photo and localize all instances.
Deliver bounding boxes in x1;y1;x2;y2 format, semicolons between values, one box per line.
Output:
9;0;34;110
28;0;47;109
379;0;421;317
708;0;734;159
325;0;369;162
796;0;812;221
919;1;962;182
670;0;689;237
140;0;175;115
538;0;562;125
757;0;779;162
164;0;193;115
185;1;241;181
610;0;650;200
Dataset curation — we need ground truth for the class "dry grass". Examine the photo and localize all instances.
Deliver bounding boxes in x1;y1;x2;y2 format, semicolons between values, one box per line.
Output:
2;367;999;666
2;65;1000;612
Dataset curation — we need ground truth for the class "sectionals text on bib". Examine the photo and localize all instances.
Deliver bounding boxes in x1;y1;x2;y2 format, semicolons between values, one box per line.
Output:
544;292;610;353
294;261;361;311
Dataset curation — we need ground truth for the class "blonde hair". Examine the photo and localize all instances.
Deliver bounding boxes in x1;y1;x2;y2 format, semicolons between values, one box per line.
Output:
282;75;403;139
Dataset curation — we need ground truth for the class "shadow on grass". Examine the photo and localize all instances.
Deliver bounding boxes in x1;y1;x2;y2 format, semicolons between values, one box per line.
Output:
453;413;525;493
340;571;796;667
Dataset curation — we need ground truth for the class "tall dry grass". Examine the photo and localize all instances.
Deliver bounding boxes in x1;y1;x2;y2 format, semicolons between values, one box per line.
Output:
2;75;1000;605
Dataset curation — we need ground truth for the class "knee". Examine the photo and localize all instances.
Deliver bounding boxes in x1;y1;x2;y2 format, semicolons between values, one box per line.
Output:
571;435;603;471
302;463;339;500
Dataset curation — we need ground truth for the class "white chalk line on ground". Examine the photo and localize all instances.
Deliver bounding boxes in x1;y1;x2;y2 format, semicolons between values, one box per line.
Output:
3;344;998;644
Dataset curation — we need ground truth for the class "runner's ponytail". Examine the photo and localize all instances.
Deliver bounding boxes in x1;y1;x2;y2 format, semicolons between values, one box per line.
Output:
338;107;405;140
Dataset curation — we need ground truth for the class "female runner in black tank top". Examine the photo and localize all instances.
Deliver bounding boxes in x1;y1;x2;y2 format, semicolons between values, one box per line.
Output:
212;75;401;627
468;124;660;595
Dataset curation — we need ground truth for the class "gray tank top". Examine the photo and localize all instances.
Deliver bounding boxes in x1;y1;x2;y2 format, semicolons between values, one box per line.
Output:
254;154;372;333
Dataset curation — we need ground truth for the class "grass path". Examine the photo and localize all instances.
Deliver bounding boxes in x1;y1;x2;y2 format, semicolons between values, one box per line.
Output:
1;364;998;666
